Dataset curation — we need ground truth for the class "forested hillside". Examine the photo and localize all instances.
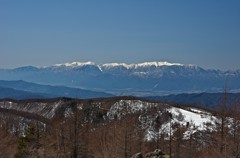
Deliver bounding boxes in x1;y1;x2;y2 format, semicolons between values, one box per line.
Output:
0;97;240;157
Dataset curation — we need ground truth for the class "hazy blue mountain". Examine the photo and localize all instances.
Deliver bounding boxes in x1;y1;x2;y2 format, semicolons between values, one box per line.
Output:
146;93;240;107
0;61;240;96
0;80;113;99
0;86;52;99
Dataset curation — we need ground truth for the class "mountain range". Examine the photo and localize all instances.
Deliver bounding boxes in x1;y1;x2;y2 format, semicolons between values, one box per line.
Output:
146;92;240;107
0;80;113;99
1;61;240;96
0;61;240;156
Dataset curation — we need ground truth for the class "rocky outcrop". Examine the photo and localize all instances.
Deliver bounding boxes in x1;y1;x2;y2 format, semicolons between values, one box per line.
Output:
131;149;169;158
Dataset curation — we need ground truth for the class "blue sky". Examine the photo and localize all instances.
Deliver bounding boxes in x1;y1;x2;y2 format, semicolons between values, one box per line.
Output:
0;0;240;70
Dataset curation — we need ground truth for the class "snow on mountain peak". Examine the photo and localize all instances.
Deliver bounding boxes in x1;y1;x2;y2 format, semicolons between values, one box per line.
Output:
101;61;184;69
52;61;189;71
101;63;133;69
135;61;184;68
54;61;95;67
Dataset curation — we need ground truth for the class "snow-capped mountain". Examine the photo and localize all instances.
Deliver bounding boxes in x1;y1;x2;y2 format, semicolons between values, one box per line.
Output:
53;61;184;69
100;61;184;70
0;61;240;96
54;61;96;67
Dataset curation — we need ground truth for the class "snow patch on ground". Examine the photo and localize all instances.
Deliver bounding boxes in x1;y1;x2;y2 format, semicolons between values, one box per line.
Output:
169;107;217;130
145;107;218;141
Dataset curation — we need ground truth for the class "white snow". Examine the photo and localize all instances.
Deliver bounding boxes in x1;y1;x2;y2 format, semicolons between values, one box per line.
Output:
101;61;184;69
53;61;186;69
97;65;103;72
169;107;217;130
135;61;183;68
54;61;95;67
145;106;218;141
101;63;133;69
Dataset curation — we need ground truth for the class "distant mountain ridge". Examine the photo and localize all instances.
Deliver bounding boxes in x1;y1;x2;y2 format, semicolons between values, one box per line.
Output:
0;61;240;96
0;80;113;99
146;92;240;107
54;61;185;68
0;86;49;99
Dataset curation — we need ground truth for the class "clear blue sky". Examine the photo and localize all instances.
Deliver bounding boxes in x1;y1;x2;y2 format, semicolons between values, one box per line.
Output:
1;0;240;70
